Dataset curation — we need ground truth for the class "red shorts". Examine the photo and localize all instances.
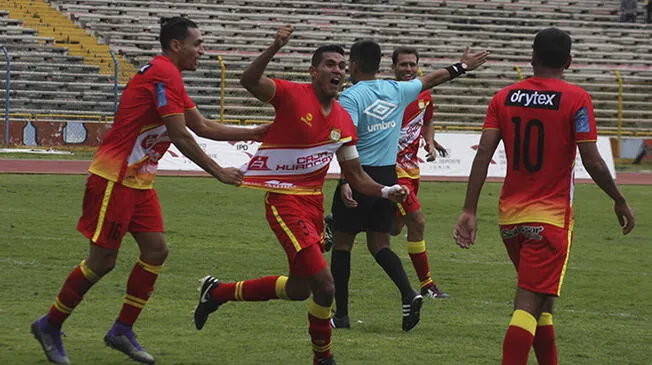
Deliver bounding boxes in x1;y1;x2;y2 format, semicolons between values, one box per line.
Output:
265;192;327;277
77;174;164;249
500;223;573;296
396;177;421;216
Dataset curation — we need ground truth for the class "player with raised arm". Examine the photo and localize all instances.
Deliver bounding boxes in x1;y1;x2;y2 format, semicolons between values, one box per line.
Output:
30;17;268;365
390;46;449;300
453;28;635;365
192;25;408;365
329;40;488;331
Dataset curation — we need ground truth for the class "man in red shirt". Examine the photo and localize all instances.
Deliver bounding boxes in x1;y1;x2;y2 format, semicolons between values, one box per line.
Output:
192;25;408;365
454;28;635;365
391;47;449;300
31;17;268;365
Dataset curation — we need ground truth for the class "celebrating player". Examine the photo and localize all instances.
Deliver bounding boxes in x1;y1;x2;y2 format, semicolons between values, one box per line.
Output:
329;40;488;331
390;46;449;300
192;25;408;365
30;17;269;365
453;28;635;365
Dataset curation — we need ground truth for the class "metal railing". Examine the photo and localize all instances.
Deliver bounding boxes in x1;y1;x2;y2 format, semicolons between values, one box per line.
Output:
109;50;119;117
1;46;10;145
613;69;624;158
0;46;649;149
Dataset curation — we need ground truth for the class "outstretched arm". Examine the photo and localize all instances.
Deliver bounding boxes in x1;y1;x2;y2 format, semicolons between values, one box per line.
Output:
578;142;635;234
419;47;489;91
240;25;294;103
184;107;270;142
164;114;243;185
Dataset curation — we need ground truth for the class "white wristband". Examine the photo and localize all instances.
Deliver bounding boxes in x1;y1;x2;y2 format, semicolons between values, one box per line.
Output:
381;184;402;199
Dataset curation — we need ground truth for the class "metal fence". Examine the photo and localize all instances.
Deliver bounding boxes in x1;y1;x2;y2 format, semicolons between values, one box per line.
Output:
1;46;651;155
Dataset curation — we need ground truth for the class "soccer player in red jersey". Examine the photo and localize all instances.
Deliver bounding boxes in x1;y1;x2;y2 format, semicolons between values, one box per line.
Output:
390;47;450;300
31;17;268;365
453;28;635;365
192;25;408;365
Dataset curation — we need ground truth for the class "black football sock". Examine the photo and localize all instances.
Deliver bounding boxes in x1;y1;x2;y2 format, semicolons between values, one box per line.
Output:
331;249;351;317
374;248;415;300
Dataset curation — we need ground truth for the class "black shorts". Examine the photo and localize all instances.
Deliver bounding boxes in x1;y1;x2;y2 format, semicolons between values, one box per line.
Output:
331;165;397;234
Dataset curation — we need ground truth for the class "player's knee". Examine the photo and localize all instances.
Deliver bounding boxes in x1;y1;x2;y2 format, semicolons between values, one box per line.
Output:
287;286;311;301
88;248;118;276
367;241;389;255
142;241;169;265
333;239;353;252
311;282;334;305
390;223;404;237
153;243;169;262
318;279;335;299
407;212;426;236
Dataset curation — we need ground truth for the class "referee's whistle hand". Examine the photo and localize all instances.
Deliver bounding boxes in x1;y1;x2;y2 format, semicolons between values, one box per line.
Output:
387;185;410;203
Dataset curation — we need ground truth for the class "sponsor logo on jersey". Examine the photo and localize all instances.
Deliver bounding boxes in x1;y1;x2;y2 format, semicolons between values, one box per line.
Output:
363;100;398;121
155;82;167;107
275;151;333;171
505;89;561;110
367;120;396;132
263;180;295;189
500;225;545;240
248;156;270;170
575;106;590;132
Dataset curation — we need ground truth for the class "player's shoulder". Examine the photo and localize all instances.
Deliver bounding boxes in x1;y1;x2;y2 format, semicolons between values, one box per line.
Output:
142;55;181;81
274;78;305;90
558;80;589;97
149;55;175;71
418;89;432;100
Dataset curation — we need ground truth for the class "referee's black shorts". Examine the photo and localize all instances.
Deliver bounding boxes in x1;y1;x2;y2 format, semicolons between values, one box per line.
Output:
331;165;397;234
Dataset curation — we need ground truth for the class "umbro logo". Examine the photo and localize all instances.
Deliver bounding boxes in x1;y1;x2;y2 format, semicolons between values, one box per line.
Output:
505;89;561;110
363;100;398;121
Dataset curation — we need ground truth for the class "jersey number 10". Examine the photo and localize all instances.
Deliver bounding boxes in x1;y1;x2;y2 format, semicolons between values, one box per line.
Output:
511;117;544;172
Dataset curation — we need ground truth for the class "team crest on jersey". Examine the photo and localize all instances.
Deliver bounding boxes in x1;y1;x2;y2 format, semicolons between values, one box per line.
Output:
329;128;341;142
418;99;425;109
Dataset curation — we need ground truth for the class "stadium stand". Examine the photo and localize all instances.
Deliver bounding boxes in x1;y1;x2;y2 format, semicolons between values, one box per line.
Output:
0;0;650;144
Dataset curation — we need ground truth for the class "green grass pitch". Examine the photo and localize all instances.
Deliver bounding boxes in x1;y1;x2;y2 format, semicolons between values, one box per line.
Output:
0;174;650;365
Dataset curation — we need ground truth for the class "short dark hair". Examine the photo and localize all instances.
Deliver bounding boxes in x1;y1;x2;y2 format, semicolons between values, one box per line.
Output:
392;47;419;65
533;28;571;68
350;40;381;74
311;45;345;67
159;16;198;50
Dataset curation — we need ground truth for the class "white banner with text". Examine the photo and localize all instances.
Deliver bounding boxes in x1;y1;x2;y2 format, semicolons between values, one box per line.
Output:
158;132;616;179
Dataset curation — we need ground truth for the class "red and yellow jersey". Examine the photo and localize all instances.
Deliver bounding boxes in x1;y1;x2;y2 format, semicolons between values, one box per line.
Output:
88;55;195;189
241;79;357;195
484;77;598;229
396;90;433;180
